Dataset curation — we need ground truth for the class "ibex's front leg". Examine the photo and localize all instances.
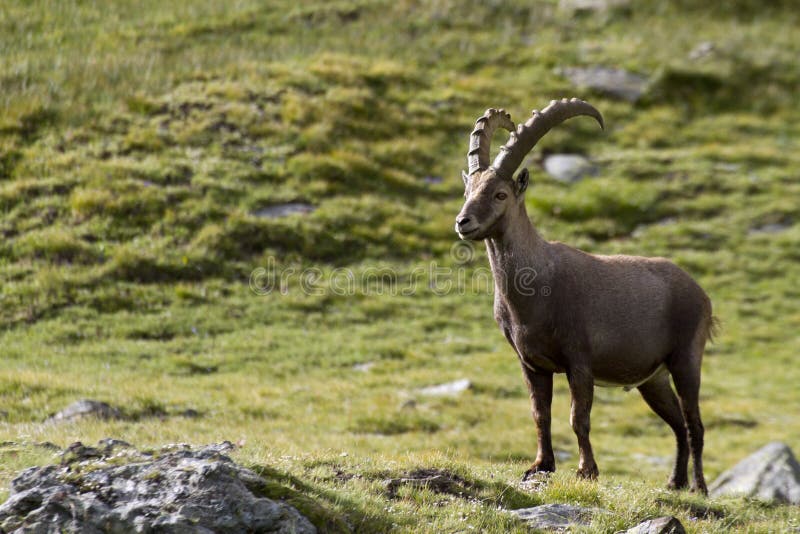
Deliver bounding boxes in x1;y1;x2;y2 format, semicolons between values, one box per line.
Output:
567;367;599;479
520;364;555;480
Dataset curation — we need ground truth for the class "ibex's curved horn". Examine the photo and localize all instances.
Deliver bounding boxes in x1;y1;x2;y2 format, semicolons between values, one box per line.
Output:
492;98;603;179
467;108;515;176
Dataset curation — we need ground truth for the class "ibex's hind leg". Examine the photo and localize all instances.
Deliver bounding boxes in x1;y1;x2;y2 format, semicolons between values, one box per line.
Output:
668;335;708;495
567;367;598;479
637;373;689;490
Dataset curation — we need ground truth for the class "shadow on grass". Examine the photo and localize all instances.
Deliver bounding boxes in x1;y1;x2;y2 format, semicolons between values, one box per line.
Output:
249;462;544;532
249;464;397;534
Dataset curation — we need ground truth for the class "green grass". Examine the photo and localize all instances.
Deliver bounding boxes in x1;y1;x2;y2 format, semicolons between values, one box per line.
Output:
1;1;800;532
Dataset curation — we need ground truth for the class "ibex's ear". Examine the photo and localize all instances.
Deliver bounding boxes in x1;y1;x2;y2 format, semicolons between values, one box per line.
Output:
516;168;529;196
461;170;470;189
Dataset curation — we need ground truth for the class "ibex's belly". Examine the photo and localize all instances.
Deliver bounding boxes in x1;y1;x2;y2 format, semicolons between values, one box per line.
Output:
594;363;668;389
588;325;673;387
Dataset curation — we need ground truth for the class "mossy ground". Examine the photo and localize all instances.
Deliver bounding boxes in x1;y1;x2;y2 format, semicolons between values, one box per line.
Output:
1;1;800;532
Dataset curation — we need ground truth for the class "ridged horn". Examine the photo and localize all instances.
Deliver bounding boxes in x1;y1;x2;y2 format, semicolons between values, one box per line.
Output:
467;108;515;176
491;98;604;179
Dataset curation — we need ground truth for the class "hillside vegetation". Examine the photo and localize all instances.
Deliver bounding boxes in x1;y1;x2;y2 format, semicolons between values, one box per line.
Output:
1;1;799;531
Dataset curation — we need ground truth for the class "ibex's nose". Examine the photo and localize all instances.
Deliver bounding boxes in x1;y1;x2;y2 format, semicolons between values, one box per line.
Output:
455;215;478;235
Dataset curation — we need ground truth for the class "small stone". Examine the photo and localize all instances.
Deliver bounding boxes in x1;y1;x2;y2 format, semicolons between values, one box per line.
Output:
624;516;686;534
688;41;715;60
555;449;572;461
45;400;122;424
96;438;134;455
511;503;600;529
60;442;104;464
632;453;671;466
748;222;791;235
559;0;631;13
709;442;800;504
353;362;375;372
385;469;469;498
543;154;598;183
252;203;315;218
417;379;471;396
714;162;740;173
400;399;418;410
559;66;648;102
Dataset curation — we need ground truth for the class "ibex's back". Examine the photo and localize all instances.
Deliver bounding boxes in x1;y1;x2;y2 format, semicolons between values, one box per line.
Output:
455;98;712;493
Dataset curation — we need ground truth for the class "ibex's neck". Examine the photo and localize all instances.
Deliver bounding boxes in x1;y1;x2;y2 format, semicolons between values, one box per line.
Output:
485;205;550;297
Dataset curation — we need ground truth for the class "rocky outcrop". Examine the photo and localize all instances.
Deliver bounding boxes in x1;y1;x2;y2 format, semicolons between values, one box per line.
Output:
709;442;800;504
0;441;316;533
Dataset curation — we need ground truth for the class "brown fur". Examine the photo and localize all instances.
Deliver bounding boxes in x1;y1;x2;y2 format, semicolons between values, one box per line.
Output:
456;146;713;493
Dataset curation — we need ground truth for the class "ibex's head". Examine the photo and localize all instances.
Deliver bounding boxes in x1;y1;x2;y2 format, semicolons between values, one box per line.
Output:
455;98;604;240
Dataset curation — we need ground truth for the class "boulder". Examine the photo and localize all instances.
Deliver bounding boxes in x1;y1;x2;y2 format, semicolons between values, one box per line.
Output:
511;503;601;530
624;516;686;534
709;442;800;504
559;66;648;102
0;441;316;533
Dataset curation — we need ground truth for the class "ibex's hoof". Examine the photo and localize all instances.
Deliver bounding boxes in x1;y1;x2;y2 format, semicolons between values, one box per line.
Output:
575;465;599;480
666;477;689;491
690;481;708;496
521;463;555;482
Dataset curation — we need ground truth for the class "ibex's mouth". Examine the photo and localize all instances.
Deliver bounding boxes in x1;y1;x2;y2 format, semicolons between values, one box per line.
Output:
456;227;481;240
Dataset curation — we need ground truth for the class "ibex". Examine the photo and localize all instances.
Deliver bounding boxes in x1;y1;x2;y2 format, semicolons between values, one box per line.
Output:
455;99;715;493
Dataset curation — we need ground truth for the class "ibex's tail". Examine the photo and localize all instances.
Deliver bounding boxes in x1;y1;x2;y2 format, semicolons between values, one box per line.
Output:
708;315;721;343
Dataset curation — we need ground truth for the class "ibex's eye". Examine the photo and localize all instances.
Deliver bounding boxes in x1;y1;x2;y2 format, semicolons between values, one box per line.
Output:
495;192;507;200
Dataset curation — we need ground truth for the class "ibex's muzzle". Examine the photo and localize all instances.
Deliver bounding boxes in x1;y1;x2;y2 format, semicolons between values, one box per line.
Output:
455;214;479;236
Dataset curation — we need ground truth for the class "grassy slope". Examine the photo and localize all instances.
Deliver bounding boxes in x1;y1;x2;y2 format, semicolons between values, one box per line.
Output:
1;0;800;531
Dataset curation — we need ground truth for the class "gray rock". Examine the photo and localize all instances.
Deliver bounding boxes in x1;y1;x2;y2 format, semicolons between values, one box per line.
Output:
0;441;316;533
543;154;598;183
624;516;686;534
559;66;648;102
511;503;600;530
709;442;800;504
45;399;122;423
417;379;471;396
253;203;315;218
